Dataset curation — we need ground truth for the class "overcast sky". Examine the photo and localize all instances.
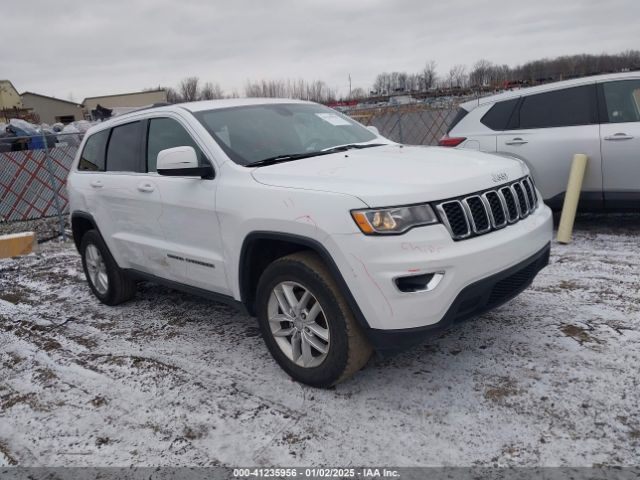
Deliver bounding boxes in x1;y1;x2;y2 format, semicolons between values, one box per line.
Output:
4;0;638;101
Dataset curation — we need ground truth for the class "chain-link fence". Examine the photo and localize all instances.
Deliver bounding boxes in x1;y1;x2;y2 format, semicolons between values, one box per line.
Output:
0;130;86;239
345;103;459;145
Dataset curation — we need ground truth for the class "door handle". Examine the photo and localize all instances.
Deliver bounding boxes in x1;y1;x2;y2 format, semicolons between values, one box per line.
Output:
137;182;155;193
89;180;103;188
505;137;528;145
604;133;634;141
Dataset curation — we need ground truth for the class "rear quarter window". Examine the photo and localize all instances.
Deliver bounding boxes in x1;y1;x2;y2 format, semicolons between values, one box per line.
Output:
480;98;519;130
78;130;109;171
446;107;469;133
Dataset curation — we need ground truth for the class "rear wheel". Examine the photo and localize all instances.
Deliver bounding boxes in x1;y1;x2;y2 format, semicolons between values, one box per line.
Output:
80;230;136;305
256;251;372;387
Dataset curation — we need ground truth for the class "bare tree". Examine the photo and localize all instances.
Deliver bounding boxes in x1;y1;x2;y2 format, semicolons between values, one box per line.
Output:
166;87;182;104
422;60;438;90
448;64;467;88
200;82;224;100
469;59;493;87
162;50;640;106
179;77;200;102
349;87;367;100
244;78;337;103
372;73;390;95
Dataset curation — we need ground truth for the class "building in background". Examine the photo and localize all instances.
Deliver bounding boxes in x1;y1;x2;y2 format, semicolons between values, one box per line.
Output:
20;92;84;124
82;89;167;119
0;80;22;109
0;80;32;122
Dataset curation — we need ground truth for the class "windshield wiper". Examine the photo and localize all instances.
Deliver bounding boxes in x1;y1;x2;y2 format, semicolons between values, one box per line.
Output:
245;143;387;168
321;143;387;153
245;152;323;167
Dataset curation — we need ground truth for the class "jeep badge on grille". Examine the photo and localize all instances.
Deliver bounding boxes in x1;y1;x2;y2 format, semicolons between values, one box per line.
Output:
492;172;509;183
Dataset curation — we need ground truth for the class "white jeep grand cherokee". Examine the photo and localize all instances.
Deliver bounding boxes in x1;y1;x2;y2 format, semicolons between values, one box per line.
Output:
67;98;552;387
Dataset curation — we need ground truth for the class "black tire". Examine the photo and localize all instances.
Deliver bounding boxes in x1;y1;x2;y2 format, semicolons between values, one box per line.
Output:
256;251;372;388
80;229;136;306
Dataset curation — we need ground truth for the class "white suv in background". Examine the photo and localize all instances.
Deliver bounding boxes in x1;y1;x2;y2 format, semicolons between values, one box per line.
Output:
67;98;552;387
441;72;640;210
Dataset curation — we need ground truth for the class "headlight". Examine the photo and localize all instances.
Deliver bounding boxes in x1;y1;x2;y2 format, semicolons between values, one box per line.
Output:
351;204;439;235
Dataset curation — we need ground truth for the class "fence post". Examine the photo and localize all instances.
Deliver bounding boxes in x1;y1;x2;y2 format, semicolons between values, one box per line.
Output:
41;129;67;241
397;113;404;143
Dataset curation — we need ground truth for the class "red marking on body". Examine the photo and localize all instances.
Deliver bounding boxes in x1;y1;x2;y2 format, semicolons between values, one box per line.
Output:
350;253;394;318
294;214;318;229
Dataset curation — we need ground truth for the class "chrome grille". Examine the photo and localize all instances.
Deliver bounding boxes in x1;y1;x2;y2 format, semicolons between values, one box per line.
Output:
436;176;538;240
439;201;470;238
483;191;507;228
522;177;536;210
512;182;529;218
500;186;519;222
463;196;491;234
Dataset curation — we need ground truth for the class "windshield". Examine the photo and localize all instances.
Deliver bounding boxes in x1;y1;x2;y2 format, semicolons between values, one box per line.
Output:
194;103;380;166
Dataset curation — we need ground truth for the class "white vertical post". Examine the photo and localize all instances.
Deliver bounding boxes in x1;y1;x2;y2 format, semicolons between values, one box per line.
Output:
556;154;588;244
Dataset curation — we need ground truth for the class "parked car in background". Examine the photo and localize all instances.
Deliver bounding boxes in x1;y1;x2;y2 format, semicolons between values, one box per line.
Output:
440;72;640;210
67;98;552;387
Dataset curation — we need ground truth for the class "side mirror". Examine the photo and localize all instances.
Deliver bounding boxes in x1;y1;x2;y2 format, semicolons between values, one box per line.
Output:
366;125;380;136
156;146;214;179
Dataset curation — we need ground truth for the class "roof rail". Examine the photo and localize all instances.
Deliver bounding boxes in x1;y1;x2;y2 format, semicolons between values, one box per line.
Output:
133;102;171;112
105;102;173;119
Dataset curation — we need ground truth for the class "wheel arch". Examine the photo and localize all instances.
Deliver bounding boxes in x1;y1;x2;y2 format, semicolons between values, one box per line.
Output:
238;231;371;331
71;211;100;252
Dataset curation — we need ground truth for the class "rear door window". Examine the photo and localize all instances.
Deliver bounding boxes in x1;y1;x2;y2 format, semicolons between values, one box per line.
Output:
480;98;519;130
146;117;205;172
78;130;109;171
106;121;143;172
600;80;640;123
515;85;597;129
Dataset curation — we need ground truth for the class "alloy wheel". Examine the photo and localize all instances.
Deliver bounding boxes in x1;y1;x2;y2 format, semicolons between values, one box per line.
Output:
267;281;330;368
85;244;109;295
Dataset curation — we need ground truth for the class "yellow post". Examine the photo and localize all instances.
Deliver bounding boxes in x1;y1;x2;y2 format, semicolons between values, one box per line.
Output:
556;154;588;244
0;231;38;258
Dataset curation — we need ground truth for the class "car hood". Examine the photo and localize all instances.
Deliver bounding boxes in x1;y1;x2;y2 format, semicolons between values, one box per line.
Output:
250;145;528;206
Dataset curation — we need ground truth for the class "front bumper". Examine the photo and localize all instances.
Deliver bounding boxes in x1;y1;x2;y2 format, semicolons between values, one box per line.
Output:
326;202;552;340
365;242;550;353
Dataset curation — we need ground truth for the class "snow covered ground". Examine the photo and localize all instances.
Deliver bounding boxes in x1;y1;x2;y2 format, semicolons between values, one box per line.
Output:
0;214;638;467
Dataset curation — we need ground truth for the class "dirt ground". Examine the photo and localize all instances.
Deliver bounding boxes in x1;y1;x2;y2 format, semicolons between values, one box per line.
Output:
1;214;639;467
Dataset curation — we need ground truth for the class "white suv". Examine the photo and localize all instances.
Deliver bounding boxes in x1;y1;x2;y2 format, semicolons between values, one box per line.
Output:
441;72;640;211
67;98;552;387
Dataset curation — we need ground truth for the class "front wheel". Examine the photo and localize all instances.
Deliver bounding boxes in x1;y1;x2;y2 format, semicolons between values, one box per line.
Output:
256;252;372;387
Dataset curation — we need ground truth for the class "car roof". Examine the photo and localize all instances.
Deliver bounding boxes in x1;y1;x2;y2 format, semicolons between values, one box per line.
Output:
84;97;316;136
460;71;640;111
181;97;314;112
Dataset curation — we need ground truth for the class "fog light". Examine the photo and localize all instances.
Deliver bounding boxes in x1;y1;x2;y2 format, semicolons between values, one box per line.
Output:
395;272;444;293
